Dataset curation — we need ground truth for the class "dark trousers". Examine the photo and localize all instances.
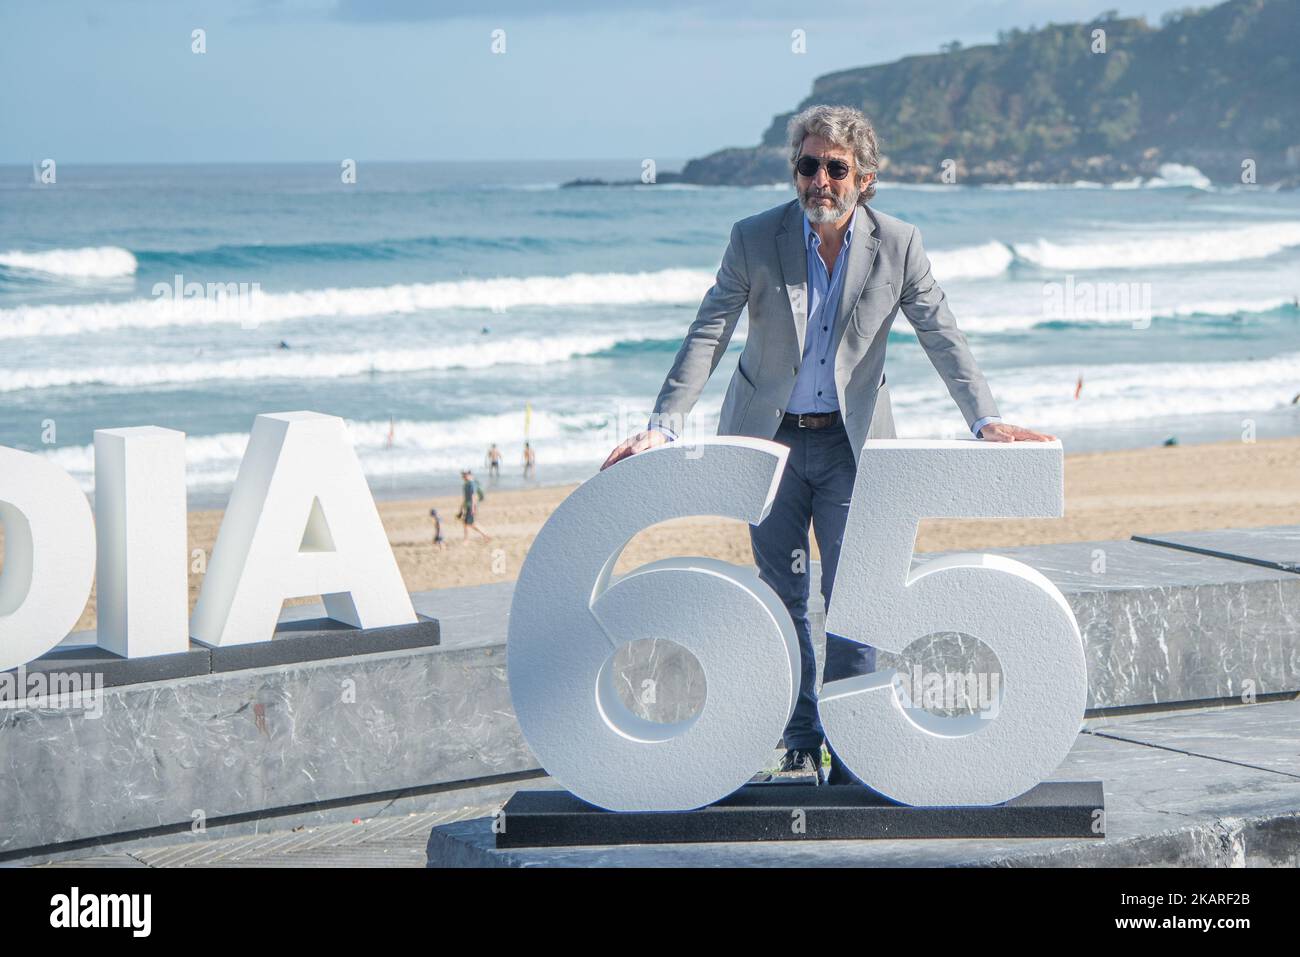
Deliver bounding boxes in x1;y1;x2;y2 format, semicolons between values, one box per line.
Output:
748;418;876;752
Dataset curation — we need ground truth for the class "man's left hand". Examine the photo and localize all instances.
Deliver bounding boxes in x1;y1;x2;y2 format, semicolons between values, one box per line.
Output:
977;422;1057;442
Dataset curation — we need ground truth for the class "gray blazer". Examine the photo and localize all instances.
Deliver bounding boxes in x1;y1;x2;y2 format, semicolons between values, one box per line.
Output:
651;198;1000;464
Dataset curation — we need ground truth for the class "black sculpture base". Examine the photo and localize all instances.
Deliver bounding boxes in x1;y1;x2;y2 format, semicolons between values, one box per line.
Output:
496;781;1106;848
8;614;440;689
209;613;440;672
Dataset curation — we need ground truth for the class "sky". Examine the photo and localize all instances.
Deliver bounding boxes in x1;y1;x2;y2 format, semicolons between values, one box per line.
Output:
0;0;1202;164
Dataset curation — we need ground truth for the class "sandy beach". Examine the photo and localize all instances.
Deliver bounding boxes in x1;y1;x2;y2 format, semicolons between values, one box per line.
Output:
50;434;1300;634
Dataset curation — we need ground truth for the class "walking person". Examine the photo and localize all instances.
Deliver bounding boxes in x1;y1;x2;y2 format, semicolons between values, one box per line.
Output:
457;469;490;543
429;507;447;549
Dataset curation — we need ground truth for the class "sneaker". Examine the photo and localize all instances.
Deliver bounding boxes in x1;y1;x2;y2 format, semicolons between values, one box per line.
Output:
772;747;825;786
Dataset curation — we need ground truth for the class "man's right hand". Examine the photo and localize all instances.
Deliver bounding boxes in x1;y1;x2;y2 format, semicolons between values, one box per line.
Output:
600;429;671;471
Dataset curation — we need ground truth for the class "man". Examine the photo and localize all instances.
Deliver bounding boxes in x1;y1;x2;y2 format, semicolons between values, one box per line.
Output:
601;104;1055;786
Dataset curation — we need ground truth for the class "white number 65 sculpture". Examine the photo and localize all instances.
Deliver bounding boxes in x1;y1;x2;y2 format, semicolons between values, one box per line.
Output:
507;437;1087;812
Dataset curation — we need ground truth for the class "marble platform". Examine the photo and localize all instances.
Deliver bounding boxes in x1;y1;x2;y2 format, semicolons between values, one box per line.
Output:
0;638;529;859
895;537;1300;711
6;526;1300;861
426;699;1300;867
33;701;1300;868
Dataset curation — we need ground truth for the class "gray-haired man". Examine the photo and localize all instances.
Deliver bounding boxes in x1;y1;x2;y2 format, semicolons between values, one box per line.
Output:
601;104;1054;786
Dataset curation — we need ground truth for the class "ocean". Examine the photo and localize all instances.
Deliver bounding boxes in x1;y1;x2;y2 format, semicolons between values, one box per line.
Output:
3;160;1299;507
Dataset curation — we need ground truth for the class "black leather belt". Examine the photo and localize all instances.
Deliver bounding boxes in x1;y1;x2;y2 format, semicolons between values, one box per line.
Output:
782;410;842;429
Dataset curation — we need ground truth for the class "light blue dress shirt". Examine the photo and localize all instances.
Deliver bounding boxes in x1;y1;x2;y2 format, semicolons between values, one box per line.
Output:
788;207;858;414
650;208;1000;439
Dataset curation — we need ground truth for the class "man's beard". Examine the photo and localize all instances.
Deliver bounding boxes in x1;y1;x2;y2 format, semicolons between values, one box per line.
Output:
800;186;856;223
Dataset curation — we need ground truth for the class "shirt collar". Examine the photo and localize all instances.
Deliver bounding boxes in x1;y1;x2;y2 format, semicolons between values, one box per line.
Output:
802;203;859;251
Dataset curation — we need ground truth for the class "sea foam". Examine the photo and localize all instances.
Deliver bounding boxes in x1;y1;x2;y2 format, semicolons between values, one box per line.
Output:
0;246;138;278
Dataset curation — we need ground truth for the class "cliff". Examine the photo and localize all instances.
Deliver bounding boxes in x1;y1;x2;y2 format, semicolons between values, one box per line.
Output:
677;0;1300;187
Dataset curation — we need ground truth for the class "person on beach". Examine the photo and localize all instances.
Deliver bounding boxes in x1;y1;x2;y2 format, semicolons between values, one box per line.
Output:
486;443;502;480
601;104;1055;787
429;507;446;549
457;469;490;543
522;442;536;479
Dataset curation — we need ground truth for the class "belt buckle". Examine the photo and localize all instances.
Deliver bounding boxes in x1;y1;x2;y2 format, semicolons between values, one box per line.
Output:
796;413;808;429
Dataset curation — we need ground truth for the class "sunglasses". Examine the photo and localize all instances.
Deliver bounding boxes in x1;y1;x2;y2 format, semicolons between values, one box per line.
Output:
796;155;853;180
